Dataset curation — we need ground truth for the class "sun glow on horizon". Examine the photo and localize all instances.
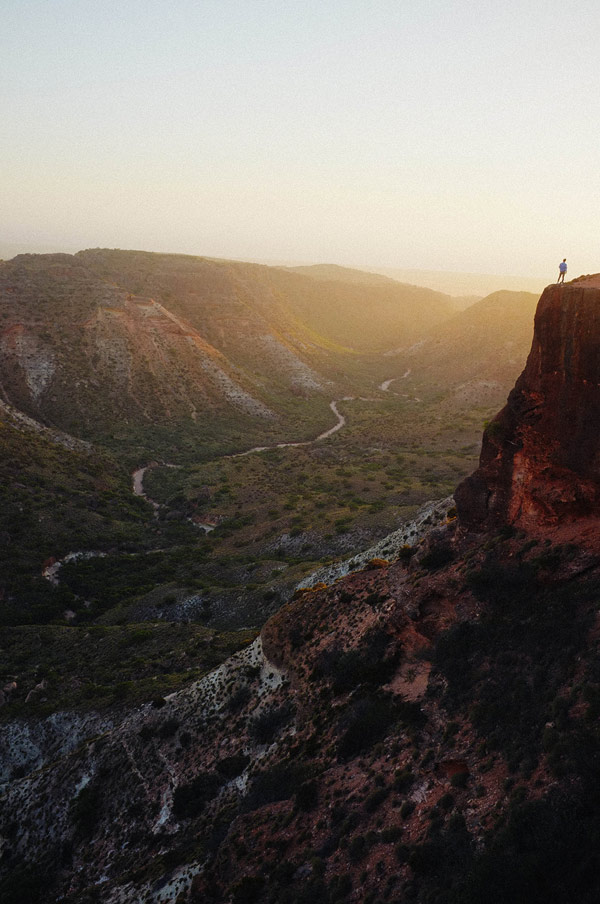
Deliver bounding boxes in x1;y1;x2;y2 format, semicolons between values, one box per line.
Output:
3;0;600;279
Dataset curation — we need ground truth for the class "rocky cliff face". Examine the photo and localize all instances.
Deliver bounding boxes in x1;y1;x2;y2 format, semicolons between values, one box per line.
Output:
456;279;600;541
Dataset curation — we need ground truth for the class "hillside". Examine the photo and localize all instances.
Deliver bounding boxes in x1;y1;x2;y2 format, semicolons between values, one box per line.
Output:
78;249;455;355
1;252;527;635
286;263;405;286
3;280;600;903
0;250;457;459
288;263;480;314
383;290;539;407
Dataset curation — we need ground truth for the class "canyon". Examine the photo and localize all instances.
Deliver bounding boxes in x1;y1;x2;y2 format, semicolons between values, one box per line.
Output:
2;277;600;903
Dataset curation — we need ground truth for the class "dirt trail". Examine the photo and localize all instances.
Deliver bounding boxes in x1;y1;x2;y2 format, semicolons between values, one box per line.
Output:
131;395;368;515
379;369;411;392
228;397;351;458
44;391;392;584
132;465;160;512
132;463;215;532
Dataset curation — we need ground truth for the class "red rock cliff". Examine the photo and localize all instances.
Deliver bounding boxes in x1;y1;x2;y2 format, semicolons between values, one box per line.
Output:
456;278;600;536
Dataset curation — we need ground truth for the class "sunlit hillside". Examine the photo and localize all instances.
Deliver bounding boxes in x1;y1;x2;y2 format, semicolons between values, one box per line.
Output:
0;250;459;461
382;290;539;407
78;249;456;353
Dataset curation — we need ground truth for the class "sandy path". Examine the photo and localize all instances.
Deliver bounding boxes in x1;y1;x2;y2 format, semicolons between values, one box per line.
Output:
379;369;411;392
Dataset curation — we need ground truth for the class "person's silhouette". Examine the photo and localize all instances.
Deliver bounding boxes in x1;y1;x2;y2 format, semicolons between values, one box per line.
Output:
558;259;567;283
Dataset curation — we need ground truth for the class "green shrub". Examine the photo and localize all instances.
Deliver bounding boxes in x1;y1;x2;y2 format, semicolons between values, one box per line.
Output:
364;787;389;812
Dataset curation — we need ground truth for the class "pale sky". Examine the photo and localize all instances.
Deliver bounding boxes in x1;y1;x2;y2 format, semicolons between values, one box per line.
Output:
3;0;600;276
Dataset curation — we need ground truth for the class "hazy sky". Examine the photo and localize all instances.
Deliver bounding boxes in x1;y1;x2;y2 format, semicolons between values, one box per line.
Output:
3;0;600;275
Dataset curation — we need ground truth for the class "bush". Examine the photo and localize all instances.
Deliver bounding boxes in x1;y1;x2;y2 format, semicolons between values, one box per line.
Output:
420;541;454;570
381;824;403;843
394;767;414;791
400;800;416;819
337;694;398;760
364;787;389;812
71;784;101;837
438;792;454;812
158;718;180;739
451;771;469;788
216;753;250;779
172;772;222;818
328;873;352;898
229;685;252;713
348;834;367;862
249;701;295;744
295;779;319;812
314;626;400;694
244;762;306;811
230;875;265;904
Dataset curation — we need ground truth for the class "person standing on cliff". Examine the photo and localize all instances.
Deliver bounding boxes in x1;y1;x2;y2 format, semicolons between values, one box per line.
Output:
558;259;567;283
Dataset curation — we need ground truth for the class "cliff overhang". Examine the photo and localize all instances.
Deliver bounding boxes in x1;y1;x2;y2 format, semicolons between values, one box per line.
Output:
456;279;600;541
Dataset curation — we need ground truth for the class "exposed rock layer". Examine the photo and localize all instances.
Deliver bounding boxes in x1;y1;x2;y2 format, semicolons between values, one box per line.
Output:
456;280;600;534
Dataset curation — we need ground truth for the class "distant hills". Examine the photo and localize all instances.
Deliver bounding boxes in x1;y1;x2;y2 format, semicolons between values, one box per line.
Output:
286;263;401;286
77;249;456;353
0;250;544;463
374;266;548;298
289;263;481;311
384;289;539;405
0;250;456;455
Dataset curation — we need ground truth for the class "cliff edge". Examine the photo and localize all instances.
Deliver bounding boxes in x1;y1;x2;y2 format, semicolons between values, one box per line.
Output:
456;279;600;540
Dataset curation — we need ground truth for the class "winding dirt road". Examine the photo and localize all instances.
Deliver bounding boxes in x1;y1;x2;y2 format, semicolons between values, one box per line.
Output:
228;397;351;458
379;369;411;392
131;396;365;512
45;389;398;583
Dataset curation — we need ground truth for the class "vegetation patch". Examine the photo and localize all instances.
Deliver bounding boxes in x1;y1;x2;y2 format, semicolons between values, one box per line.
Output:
172;772;223;818
313;626;400;693
435;550;599;770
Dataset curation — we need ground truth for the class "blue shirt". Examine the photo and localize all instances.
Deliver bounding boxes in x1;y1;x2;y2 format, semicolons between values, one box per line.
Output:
559;261;567;272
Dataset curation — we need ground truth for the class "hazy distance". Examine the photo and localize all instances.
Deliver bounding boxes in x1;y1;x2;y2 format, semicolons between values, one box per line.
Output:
0;238;546;300
3;1;599;278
